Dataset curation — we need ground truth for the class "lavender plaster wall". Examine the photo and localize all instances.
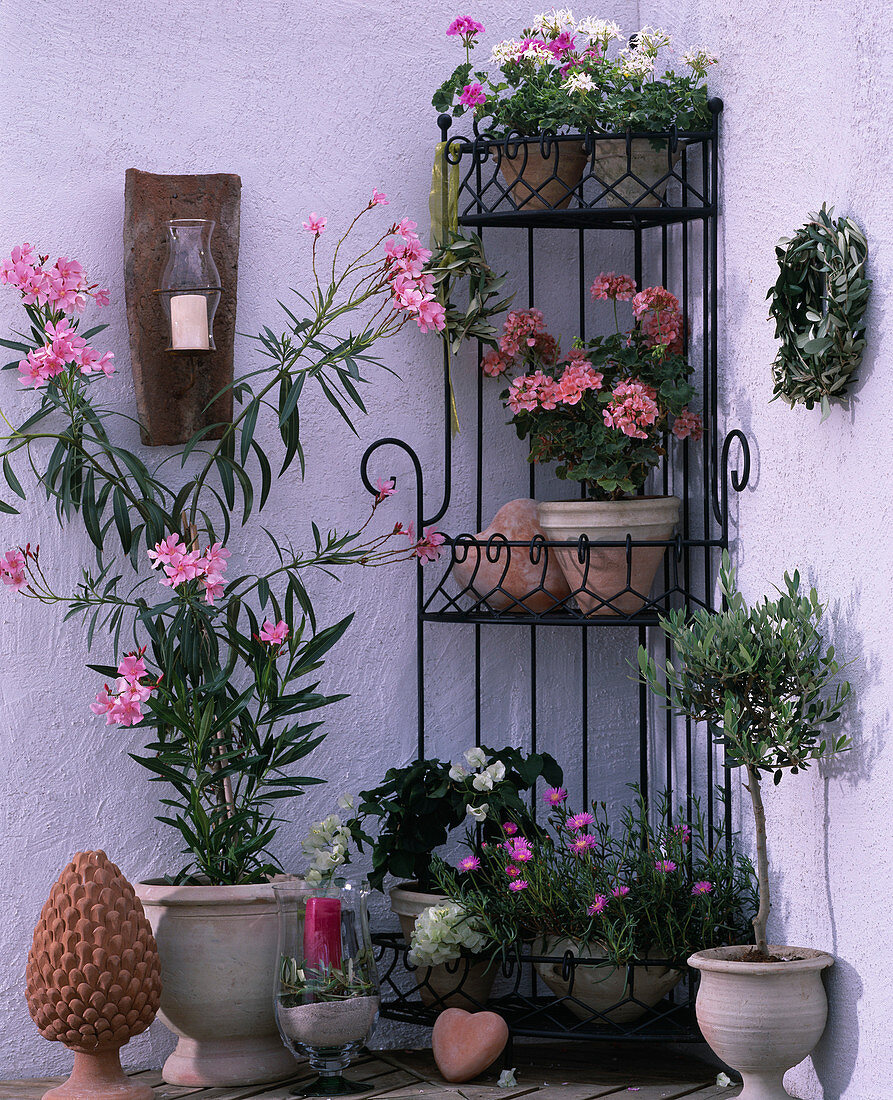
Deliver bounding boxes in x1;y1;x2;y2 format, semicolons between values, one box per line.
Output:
0;0;888;1092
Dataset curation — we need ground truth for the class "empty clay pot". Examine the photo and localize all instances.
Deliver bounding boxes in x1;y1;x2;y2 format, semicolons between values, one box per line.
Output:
689;945;833;1100
534;938;682;1024
499;143;588;210
432;1007;509;1083
537;496;680;616
450;499;571;614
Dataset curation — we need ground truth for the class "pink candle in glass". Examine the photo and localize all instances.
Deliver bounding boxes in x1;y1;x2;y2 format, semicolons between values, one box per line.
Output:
304;897;342;970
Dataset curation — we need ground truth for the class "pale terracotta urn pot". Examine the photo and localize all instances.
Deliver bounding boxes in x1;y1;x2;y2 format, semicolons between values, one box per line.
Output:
135;880;297;1086
689;945;833;1100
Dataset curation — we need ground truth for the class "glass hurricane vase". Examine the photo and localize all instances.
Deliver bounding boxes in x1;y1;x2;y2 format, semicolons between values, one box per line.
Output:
273;878;380;1097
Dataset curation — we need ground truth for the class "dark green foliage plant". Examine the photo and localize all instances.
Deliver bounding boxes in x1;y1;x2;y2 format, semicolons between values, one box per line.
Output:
639;553;852;956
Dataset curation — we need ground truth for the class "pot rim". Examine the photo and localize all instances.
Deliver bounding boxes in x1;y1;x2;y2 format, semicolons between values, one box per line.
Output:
688;945;834;975
538;495;681;509
389;882;447;904
135;874;301;906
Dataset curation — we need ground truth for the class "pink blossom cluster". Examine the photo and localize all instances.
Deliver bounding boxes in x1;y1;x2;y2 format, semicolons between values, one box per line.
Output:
602;379;660;439
459;82;487;108
147;534;231;604
590;271;637;301
506;357;603;415
1;244;109;313
504;835;533;862
90;650;159;728
18;319;114;388
401;522;446;564
632;284;684;353
383;219;446;334
671;407;703;442
447;15;485;39
259;619;289;645
0;548;26;593
481;349;511;377
498;308;558;362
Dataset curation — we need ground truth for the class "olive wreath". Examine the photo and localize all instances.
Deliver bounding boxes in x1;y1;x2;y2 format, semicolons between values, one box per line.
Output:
767;204;871;417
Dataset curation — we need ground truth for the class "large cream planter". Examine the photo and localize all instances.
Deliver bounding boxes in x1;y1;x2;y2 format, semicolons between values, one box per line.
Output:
537;497;680;616
689;946;833;1100
135;881;297;1087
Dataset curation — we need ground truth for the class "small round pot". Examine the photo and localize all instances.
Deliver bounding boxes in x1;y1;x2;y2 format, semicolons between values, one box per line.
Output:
689;945;833;1100
534;938;682;1024
593;138;684;208
499;143;588;210
135;880;298;1087
389;882;446;943
537;496;680;616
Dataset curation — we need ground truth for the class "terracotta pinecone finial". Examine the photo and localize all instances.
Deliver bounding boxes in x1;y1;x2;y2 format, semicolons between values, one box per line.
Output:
26;850;162;1055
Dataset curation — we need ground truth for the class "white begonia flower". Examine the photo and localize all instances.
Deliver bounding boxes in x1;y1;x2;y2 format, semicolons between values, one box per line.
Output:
466;802;489;822
337;792;356;811
449;762;470;781
564;72;597;93
485;760;506;783
472;770;495;792
464;746;490;769
497;1069;518;1088
576;17;624;45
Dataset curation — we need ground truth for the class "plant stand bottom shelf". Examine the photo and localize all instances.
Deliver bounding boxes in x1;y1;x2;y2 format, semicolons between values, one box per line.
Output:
0;1046;741;1100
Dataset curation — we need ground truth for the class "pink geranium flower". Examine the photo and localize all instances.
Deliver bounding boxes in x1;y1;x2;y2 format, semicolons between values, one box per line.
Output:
481;349;511;376
259;619;289;645
447;16;485;38
590;271;637;301
459;82;487;108
302;212;327;236
672;408;703;442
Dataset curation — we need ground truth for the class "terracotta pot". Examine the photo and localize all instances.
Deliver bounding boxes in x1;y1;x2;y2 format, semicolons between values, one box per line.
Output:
135;880;299;1087
451;499;571;614
534;938;682;1024
389;883;494;1010
593;139;684;208
537;496;680;616
499;143;588;210
689;945;833;1100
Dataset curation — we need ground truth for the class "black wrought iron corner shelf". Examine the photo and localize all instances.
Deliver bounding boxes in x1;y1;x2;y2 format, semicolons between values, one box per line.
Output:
360;103;750;1045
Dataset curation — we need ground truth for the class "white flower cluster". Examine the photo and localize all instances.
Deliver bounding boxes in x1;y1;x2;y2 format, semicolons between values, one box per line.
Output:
522;42;554;67
302;806;354;886
490;39;525;65
564;72;597;93
449;747;509;823
531;8;576;34
681;47;719;75
631;25;672;56
620;48;655;78
408;901;489;966
575;17;624;45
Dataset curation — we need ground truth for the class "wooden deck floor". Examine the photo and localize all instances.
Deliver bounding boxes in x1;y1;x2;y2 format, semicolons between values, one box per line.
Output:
0;1046;741;1100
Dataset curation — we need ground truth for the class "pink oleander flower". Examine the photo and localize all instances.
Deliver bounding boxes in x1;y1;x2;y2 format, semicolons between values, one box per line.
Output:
655;859;677;873
371;188;390;205
505;863;522;879
543;786;567;806
117;653;147;684
447;16;485;38
602;379;660;439
94;288;110;307
200;542;231;577
590;271;637;301
374;477;397;502
672;408;703;442
508;878;528;892
394;218;418;240
203;579;225;604
147;533;187;569
259;619;289;645
569;833;598;856
567;811;595;831
91;669;159;727
503;821;518;836
587;895;607;916
416;297;446;334
611;884;630;898
0;548;27;592
458;855;481;872
459;82;487;108
481;349;511;377
160;550;203;588
302;212;327;235
78;347;115;376
18;347;64;387
413;526;445;563
692;880;713;896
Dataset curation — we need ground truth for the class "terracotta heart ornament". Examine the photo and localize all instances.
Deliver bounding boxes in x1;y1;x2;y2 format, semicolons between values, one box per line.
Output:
431;1007;510;1083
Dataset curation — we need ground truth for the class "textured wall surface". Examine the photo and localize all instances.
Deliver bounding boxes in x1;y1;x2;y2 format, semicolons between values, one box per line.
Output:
1;0;888;1093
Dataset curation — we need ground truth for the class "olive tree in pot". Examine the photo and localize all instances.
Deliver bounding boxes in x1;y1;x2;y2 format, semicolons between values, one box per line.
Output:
639;553;851;1100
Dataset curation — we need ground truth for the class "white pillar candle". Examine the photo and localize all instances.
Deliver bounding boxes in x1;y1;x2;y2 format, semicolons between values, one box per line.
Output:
170;294;210;351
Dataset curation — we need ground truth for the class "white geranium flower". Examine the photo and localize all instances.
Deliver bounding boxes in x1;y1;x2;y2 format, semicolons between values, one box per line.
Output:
621;49;655;78
681;47;718;75
449;762;470;781
576;17;624;45
466;802;489;822
472;770;495;792
464;746;490;769
631;25;672;56
491;39;525;65
531;8;575;34
564;72;596;93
